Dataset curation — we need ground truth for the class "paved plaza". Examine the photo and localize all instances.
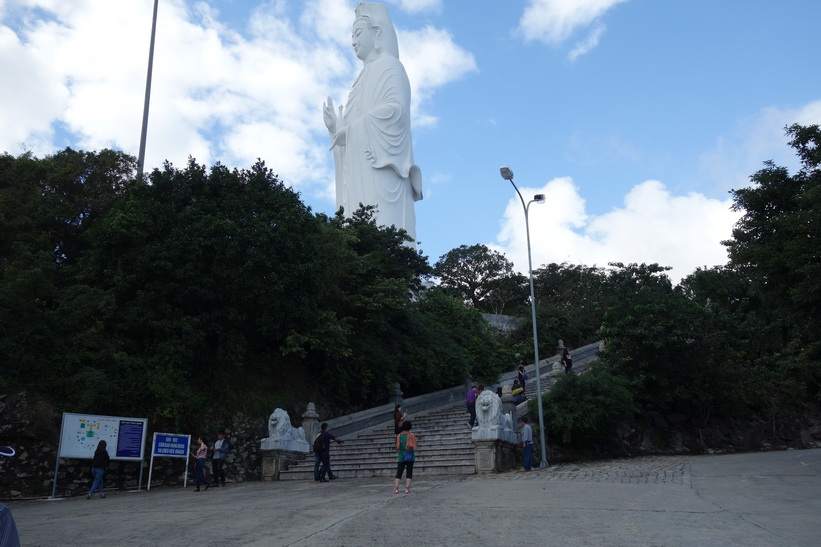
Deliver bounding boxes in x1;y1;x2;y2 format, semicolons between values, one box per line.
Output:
7;448;821;546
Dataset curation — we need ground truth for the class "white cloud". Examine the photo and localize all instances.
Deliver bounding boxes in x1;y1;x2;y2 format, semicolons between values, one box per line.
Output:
399;26;478;128
0;0;474;198
388;0;442;14
492;177;741;285
568;22;605;62
701;101;821;191
519;0;627;48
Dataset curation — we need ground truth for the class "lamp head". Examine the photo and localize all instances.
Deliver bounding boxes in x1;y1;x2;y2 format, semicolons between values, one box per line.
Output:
534;194;546;203
500;166;514;181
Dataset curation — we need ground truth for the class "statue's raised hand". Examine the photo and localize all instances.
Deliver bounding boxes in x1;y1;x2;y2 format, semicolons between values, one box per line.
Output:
323;97;343;132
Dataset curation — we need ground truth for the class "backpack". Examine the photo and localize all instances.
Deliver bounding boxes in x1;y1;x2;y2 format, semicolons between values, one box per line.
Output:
313;433;324;453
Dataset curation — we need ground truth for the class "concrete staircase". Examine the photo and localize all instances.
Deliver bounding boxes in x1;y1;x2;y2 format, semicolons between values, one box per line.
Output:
280;342;602;480
279;402;476;480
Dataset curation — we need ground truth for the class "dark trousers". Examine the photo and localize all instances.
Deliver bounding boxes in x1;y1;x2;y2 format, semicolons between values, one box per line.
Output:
314;452;324;479
315;451;332;479
523;443;533;471
395;461;414;480
194;458;208;489
212;458;225;485
467;402;477;427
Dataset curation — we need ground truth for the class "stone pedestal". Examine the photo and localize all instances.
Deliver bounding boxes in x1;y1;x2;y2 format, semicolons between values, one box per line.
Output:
260;449;307;481
302;403;320;449
501;390;517;421
389;383;404;408
473;439;516;474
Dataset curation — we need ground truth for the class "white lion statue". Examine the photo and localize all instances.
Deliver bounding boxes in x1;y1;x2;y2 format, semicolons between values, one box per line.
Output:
473;389;516;442
260;408;308;451
475;389;502;430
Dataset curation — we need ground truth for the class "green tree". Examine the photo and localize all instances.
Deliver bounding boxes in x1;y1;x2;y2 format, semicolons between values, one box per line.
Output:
0;149;136;404
532;262;608;349
719;123;821;413
76;159;324;421
595;263;720;415
284;206;433;406
433;244;526;314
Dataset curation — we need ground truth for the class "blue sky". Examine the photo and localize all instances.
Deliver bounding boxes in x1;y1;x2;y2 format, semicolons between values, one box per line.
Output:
2;0;820;283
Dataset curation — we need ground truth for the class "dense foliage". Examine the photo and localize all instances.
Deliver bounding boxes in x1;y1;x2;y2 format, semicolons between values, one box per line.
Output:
539;125;821;449
0;150;511;427
3;124;819;446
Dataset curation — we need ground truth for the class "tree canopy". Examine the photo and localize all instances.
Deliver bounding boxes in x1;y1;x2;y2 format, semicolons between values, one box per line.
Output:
0;150;511;426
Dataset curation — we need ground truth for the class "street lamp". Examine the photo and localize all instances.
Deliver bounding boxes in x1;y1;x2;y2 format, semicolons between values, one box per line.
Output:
500;165;548;468
137;0;159;178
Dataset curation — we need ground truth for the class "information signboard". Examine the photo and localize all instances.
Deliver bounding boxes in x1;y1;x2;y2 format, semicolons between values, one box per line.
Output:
51;412;149;498
57;413;147;461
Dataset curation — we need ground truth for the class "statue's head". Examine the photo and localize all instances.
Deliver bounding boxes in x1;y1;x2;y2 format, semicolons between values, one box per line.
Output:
268;409;289;433
353;2;399;60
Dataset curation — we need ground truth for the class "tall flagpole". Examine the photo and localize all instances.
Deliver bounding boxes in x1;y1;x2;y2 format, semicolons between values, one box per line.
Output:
137;0;159;178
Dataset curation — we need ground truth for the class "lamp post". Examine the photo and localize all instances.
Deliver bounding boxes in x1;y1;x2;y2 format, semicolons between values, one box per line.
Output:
137;0;159;178
500;165;548;468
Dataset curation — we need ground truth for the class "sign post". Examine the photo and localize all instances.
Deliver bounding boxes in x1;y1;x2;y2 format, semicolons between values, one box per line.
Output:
148;433;191;490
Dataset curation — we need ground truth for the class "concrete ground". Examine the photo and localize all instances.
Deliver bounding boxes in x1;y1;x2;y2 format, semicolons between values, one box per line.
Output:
8;448;821;546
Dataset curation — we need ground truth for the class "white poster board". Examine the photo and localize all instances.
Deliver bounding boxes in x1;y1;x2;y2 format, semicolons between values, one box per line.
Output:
51;413;149;498
57;413;147;460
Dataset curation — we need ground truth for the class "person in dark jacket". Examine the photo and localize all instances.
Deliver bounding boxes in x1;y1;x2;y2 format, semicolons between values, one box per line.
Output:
562;347;573;374
517;363;528;389
87;440;110;499
314;423;344;482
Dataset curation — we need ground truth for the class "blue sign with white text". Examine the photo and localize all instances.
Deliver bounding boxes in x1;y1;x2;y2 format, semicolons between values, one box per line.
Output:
153;434;189;458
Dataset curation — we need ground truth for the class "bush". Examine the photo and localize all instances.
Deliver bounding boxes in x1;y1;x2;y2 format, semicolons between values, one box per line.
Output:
539;365;636;447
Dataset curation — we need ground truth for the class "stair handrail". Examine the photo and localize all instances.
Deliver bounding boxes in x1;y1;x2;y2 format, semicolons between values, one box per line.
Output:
322;341;602;439
324;383;467;438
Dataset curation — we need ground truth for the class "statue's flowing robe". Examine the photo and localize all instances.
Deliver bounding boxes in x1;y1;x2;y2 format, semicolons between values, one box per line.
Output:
332;54;422;242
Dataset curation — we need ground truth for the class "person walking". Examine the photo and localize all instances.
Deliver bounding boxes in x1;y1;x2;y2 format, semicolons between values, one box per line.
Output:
393;421;417;494
466;384;478;428
314;423;344;482
517;363;528;390
562;347;573;374
191;437;210;492
519;417;533;471
86;440;110;499
210;431;229;487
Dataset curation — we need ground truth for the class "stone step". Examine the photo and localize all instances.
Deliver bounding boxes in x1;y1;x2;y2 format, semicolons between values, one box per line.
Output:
280;462;477;480
285;401;479;480
284;345;599;480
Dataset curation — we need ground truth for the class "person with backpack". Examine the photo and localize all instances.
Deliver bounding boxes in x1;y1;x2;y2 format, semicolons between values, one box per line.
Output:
313;423;344;483
210;430;229;487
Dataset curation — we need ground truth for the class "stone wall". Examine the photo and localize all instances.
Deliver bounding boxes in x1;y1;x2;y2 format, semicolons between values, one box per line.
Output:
548;407;821;463
0;392;269;499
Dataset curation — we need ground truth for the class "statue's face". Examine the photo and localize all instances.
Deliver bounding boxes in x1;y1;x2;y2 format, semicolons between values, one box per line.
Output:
352;19;375;61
